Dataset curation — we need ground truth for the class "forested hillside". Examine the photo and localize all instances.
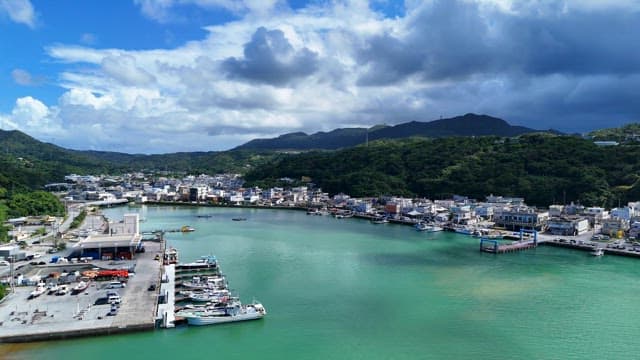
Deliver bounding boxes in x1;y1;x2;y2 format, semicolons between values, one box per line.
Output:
244;134;640;207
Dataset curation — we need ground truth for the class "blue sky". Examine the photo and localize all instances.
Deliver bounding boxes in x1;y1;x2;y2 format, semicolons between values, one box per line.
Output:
1;0;639;154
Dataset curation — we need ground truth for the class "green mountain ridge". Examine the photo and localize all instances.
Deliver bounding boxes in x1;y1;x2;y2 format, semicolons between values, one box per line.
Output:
244;133;640;207
235;113;554;150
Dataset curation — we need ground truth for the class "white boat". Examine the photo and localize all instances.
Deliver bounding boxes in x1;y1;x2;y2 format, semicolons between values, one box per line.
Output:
56;285;69;296
47;283;60;295
189;290;230;303
372;217;389;224
71;281;89;294
181;301;267;326
416;223;443;232
28;284;47;299
454;226;475;235
178;255;217;270
591;248;604;256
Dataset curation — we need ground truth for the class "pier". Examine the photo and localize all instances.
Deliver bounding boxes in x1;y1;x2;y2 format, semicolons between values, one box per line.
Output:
480;229;539;254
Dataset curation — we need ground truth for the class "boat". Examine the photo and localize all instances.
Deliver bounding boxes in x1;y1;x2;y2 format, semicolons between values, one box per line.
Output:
196;215;213;218
371;217;389;224
416;223;443;232
181;225;195;232
334;211;354;219
56;285;69;296
71;281;90;295
232;217;247;221
591;248;604;256
47;283;60;295
454;226;475;235
180;301;267;326
28;284;47;299
178;255;218;270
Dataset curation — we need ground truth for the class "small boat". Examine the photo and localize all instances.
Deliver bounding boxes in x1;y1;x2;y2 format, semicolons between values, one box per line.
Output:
591;248;604;256
181;225;195;232
56;285;69;296
47;283;60;295
196;215;213;218
28;284;47;299
416;223;443;232
372;217;389;224
454;226;475;235
178;255;217;270
180;301;267;326
232;217;247;221
71;281;90;295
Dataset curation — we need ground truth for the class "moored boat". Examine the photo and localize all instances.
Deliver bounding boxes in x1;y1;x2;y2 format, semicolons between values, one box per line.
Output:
591;248;604;256
181;301;267;326
71;281;90;295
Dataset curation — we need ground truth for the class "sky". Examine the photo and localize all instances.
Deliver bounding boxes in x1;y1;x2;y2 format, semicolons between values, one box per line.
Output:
0;0;639;154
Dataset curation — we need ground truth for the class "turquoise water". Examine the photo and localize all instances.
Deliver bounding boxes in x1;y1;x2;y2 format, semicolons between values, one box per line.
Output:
4;205;640;359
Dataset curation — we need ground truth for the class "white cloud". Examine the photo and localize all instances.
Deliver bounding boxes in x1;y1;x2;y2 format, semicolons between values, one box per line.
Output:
0;0;36;28
1;0;637;153
11;69;33;85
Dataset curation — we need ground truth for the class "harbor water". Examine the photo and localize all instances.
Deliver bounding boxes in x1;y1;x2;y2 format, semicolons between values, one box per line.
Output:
4;205;640;359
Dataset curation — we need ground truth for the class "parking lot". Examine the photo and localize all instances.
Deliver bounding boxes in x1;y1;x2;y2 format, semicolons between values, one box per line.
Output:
0;240;162;342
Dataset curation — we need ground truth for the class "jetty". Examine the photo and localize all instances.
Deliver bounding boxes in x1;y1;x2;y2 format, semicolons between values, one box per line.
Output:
480;229;540;254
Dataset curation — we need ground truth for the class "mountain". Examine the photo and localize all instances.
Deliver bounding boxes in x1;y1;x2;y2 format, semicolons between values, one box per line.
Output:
0;129;277;189
244;133;640;207
236;113;547;150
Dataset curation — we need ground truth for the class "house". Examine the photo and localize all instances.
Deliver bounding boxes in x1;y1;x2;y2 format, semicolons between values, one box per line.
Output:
601;218;629;237
546;217;589;236
493;206;549;231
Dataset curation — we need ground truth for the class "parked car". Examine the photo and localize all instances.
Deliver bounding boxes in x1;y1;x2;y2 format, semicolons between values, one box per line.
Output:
106;281;126;289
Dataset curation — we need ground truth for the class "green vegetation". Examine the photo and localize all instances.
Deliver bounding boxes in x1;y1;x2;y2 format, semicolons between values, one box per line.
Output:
245;134;640;207
6;191;65;218
589;123;640;143
0;284;6;300
69;210;87;230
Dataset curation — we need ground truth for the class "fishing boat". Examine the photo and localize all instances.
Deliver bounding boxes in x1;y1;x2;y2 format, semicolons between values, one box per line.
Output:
71;281;90;295
180;301;267;326
28;284;47;299
417;223;443;232
181;225;195;232
372;217;389;224
178;255;217;270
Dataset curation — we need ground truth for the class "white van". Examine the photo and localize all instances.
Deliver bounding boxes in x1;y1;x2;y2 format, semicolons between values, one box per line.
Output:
106;281;126;289
108;294;121;304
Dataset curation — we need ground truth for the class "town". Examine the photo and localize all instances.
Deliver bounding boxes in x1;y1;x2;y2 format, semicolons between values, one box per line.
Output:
2;171;640;343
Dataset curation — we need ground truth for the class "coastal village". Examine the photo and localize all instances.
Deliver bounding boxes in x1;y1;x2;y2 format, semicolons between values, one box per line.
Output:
2;171;640;342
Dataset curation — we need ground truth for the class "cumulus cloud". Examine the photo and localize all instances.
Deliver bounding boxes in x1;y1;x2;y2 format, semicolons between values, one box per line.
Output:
101;55;157;86
222;27;319;86
0;0;36;28
2;0;639;153
133;0;282;22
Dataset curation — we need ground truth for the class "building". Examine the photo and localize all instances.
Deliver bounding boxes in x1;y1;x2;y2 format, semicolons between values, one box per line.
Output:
546;217;589;236
72;214;142;260
493;207;549;231
601;218;629;237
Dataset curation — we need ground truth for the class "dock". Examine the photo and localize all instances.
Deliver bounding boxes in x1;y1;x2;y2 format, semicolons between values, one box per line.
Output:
0;241;162;343
156;264;175;328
